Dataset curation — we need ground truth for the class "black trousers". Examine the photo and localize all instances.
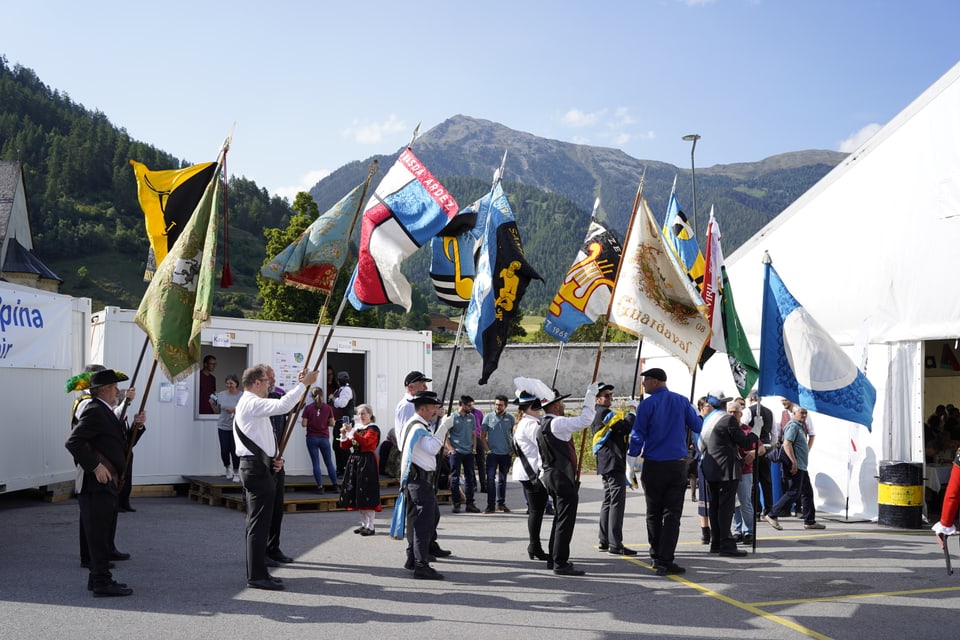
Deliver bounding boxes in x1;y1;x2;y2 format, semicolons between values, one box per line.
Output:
239;458;276;581
78;478;118;588
544;472;579;568
599;471;627;548
521;479;550;553
405;477;438;564
707;478;740;551
267;467;285;554
79;495;118;563
755;454;774;515
640;459;688;564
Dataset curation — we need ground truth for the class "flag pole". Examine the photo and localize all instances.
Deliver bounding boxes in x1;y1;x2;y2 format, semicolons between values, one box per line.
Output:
118;336;151;424
119;358;159;489
440;309;467;405
575;171;646;481
277;160;380;455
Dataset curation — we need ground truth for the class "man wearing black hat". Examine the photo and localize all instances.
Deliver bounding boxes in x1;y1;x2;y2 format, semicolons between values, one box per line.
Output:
396;390;446;579
538;381;600;576
65;368;137;597
395;370;432;435
592;383;637;556
627;368;702;576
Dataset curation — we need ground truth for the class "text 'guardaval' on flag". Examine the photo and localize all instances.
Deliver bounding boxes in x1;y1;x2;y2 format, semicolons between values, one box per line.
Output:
608;195;710;373
702;207;759;397
260;183;365;293
758;256;876;430
130;160;218;280
135;164;222;382
543;220;623;342
429;208;479;308
346;149;458;312
465;183;542;384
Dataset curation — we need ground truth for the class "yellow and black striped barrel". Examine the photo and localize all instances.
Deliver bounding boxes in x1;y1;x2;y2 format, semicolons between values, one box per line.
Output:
877;461;923;529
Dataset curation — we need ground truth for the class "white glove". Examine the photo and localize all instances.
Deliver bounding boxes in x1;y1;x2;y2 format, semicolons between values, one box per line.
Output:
626;455;640;489
627;398;639;410
933;521;957;537
584;381;601;406
751;413;763;437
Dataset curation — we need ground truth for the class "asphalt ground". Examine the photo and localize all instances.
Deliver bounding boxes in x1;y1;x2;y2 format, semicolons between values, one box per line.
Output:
1;474;955;640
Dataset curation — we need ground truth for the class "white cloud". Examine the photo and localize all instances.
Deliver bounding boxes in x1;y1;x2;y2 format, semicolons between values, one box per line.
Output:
275;169;330;201
341;114;407;145
839;123;882;152
562;108;604;128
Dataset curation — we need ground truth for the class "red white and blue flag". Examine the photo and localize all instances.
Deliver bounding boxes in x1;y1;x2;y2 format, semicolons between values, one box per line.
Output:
347;149;459;311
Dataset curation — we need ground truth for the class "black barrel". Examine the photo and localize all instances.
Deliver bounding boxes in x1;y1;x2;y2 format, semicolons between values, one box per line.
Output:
877;461;923;529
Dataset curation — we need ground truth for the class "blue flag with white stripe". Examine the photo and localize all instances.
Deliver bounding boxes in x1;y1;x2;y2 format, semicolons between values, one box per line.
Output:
758;260;875;430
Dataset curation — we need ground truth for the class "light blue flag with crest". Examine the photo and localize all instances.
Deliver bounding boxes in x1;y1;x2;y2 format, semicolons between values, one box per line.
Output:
758;259;876;430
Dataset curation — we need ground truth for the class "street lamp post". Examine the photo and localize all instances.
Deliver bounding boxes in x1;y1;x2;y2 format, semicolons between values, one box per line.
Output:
682;134;701;237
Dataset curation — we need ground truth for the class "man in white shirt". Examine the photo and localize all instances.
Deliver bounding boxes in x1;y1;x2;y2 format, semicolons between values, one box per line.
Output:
396;390;446;580
234;364;316;591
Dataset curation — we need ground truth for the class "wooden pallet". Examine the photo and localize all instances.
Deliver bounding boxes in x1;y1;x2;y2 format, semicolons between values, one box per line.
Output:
220;488;451;513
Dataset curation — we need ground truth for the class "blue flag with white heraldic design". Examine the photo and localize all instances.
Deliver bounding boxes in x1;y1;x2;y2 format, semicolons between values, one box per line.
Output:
758;261;876;430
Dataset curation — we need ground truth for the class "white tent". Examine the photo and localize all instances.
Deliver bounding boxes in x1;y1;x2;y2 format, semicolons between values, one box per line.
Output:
694;59;960;520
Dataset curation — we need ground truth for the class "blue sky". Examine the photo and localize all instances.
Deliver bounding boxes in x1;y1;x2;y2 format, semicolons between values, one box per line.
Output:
4;1;959;201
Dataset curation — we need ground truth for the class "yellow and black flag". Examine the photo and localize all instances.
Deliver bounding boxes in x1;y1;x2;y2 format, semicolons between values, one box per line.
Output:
130;160;217;280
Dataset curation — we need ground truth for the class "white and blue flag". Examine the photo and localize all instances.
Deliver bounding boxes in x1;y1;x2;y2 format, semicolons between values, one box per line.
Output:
758;258;876;430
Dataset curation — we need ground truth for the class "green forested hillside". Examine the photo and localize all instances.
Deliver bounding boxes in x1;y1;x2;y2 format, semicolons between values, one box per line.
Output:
2;57;844;330
0;57;292;314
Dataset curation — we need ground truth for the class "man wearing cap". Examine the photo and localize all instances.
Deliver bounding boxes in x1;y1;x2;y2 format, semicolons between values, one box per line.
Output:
234;364;317;591
592;383;637;556
701;397;759;557
538;381;600;576
396;390;446;579
65;368;140;597
627;368;702;576
396;370;431;434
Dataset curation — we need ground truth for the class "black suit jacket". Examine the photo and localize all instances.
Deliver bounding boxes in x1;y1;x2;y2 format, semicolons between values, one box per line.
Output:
65;397;127;477
701;413;759;482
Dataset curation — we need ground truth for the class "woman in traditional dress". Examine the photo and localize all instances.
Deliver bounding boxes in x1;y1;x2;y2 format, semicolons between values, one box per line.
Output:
338;404;382;535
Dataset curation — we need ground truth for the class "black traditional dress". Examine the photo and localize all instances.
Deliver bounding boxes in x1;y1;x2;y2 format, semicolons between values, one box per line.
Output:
338;424;382;511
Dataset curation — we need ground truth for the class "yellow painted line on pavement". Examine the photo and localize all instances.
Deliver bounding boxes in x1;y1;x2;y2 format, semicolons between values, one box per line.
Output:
627;558;834;640
751;585;960;607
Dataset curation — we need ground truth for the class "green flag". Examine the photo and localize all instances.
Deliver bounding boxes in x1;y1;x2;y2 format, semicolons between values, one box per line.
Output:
135;164;222;382
703;209;759;396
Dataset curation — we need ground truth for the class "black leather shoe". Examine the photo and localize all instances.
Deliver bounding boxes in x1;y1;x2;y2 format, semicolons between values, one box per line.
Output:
247;578;285;591
718;548;748;558
353;527;365;534
92;581;133;597
109;551;131;561
404;554;416;571
429;544;452;558
359;528;376;536
597;543;609;552
654;562;686;576
553;563;585;576
413;563;444;580
547;559;554;570
267;551;294;563
608;546;638;556
528;547;550;561
88;578;127;591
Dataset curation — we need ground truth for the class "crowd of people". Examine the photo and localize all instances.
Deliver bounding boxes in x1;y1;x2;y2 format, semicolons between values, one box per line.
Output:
66;359;841;595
